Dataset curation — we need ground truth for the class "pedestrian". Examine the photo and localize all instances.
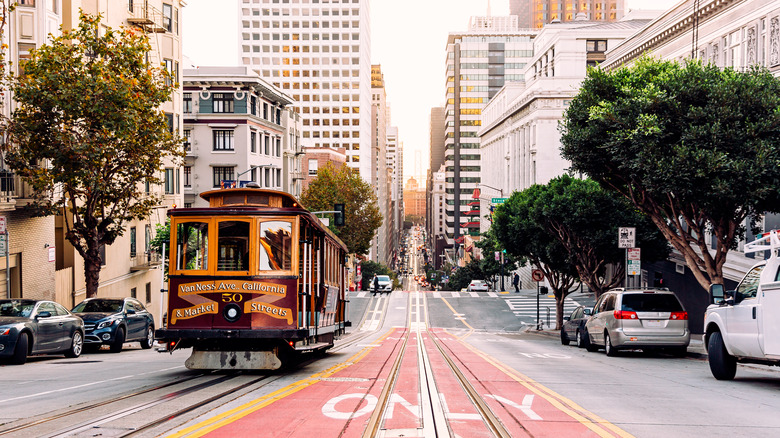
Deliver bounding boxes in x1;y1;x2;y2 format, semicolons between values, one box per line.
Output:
513;273;520;292
373;274;379;294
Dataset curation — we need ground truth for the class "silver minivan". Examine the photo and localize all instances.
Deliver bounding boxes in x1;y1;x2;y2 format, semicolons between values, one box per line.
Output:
584;288;690;356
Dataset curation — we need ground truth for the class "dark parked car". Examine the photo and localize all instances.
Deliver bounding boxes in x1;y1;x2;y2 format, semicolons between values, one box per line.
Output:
72;297;155;353
560;305;592;347
0;299;85;364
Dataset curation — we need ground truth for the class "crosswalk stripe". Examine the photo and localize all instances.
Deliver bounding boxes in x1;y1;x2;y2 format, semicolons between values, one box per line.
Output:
488;292;498;297
469;292;479;298
451;292;461;298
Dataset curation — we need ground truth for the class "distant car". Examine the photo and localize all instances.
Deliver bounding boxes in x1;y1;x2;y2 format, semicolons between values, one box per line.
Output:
560;305;592;347
466;280;489;292
584;288;690;356
0;299;85;364
376;275;392;293
72;297;155;353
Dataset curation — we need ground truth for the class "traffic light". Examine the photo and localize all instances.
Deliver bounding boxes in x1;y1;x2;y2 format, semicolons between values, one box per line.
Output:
334;203;345;226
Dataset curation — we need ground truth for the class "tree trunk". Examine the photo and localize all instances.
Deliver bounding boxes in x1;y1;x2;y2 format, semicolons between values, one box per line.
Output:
84;245;102;298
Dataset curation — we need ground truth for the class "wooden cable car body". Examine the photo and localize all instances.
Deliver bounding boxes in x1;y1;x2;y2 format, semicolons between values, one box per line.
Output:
155;187;349;370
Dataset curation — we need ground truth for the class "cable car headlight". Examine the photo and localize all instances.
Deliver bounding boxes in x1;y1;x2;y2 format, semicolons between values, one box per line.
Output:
224;303;242;323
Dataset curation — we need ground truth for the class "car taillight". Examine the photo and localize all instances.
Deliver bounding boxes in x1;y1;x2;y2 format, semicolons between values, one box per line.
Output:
670;311;688;320
613;310;638;319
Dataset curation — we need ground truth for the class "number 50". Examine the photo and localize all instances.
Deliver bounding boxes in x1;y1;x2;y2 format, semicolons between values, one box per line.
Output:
222;293;243;303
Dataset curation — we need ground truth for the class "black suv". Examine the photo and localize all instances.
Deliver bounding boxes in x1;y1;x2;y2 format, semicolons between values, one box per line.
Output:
72;298;155;353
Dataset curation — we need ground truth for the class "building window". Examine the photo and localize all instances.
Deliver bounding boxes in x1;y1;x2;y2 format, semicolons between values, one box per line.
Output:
213;130;234;151
251;131;257;153
18;0;35;6
174;7;179;35
264;135;270;154
265;168;271;187
308;159;318;175
145;282;152;304
276;169;281;187
275;137;281;156
263;103;269;119
163;59;174;85
586;40;607;52
128;0;133;12
183;93;192;113
250;167;257;182
131;287;137;299
162;3;173;32
250;96;257;115
213;166;234;188
213;93;234;113
130;226;137;258
164;168;175;194
183;129;191;151
183;166;191;188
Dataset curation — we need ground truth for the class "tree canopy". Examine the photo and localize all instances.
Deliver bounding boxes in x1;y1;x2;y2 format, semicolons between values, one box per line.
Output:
6;13;183;297
491;185;579;328
524;175;669;297
300;163;382;255
560;56;780;290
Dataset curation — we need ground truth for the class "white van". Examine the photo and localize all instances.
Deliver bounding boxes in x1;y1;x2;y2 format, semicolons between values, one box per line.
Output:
704;230;780;380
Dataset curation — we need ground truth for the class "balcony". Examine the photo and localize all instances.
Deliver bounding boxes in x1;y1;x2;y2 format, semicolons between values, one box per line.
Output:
0;171;17;212
130;250;163;271
127;3;167;33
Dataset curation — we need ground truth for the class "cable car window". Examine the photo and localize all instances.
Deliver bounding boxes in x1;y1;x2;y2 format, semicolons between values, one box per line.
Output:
259;221;292;271
176;222;209;270
218;221;250;271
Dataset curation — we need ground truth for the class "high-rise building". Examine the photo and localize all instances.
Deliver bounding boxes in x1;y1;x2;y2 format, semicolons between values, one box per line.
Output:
371;65;392;266
426;106;445;263
510;0;626;29
444;17;537;253
238;0;373;180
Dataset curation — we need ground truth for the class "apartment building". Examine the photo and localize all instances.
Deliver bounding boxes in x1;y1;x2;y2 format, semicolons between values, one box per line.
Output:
182;66;302;208
238;0;372;180
370;64;391;266
509;0;626;29
444;16;537;254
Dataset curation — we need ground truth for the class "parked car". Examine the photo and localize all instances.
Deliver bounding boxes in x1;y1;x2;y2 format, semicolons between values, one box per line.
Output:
376;275;392;293
72;297;155;353
0;299;85;364
584;288;690;356
560;305;592;347
466;280;489;292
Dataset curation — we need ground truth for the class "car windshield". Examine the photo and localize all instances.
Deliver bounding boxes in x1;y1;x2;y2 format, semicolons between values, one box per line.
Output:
0;300;35;318
72;299;124;313
471;280;485;285
621;294;683;312
377;275;391;282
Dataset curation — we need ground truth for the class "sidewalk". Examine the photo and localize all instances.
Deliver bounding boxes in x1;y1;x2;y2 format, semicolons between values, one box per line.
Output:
530;328;707;359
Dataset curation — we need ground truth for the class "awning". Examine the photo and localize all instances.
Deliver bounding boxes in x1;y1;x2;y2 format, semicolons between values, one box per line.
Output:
465;210;480;216
460;221;480;228
468;201;480;206
454;236;465;244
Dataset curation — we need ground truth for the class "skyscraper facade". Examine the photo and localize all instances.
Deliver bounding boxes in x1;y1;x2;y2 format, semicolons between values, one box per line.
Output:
238;0;372;179
510;0;626;28
371;64;392;265
444;17;536;250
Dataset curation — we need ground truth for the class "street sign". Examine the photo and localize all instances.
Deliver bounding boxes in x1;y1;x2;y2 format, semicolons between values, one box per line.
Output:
0;216;6;234
618;227;636;248
0;234;6;254
532;269;544;282
627;247;641;275
495;251;500;261
491;198;508;204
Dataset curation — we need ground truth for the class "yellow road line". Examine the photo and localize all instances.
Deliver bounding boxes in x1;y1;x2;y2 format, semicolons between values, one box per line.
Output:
444;330;633;438
168;329;398;438
439;296;475;341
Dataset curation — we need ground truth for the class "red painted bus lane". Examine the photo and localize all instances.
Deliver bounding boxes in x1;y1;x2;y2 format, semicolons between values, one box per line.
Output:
430;328;631;438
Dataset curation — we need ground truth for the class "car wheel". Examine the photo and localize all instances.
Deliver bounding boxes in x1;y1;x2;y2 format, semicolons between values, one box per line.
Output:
64;331;83;358
583;329;598;352
11;332;29;365
560;328;570;345
576;330;583;348
140;325;154;349
605;332;618;357
110;327;126;353
708;331;737;380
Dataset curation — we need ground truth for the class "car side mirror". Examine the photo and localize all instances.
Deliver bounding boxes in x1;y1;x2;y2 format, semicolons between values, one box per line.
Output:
583;308;592;316
126;308;136;315
564;316;571;321
709;284;725;305
37;311;52;319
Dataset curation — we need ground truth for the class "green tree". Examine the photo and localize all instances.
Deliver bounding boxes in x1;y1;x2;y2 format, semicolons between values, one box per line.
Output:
359;260;397;290
491;186;579;329
530;175;669;297
5;13;183;298
301;163;382;255
560;56;780;290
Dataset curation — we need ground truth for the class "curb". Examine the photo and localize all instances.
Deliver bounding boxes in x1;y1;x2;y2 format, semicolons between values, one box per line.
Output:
527;328;708;359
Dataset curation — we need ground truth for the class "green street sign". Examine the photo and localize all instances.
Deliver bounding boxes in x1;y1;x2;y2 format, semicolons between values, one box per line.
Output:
492;197;508;204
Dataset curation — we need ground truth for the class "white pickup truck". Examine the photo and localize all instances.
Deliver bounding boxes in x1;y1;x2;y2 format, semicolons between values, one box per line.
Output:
704;230;780;380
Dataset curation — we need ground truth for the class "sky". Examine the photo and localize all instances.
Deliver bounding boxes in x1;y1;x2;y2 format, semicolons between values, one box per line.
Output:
182;0;679;184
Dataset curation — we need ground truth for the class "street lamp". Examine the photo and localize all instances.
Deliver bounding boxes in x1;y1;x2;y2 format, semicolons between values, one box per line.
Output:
236;164;263;180
476;183;503;197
